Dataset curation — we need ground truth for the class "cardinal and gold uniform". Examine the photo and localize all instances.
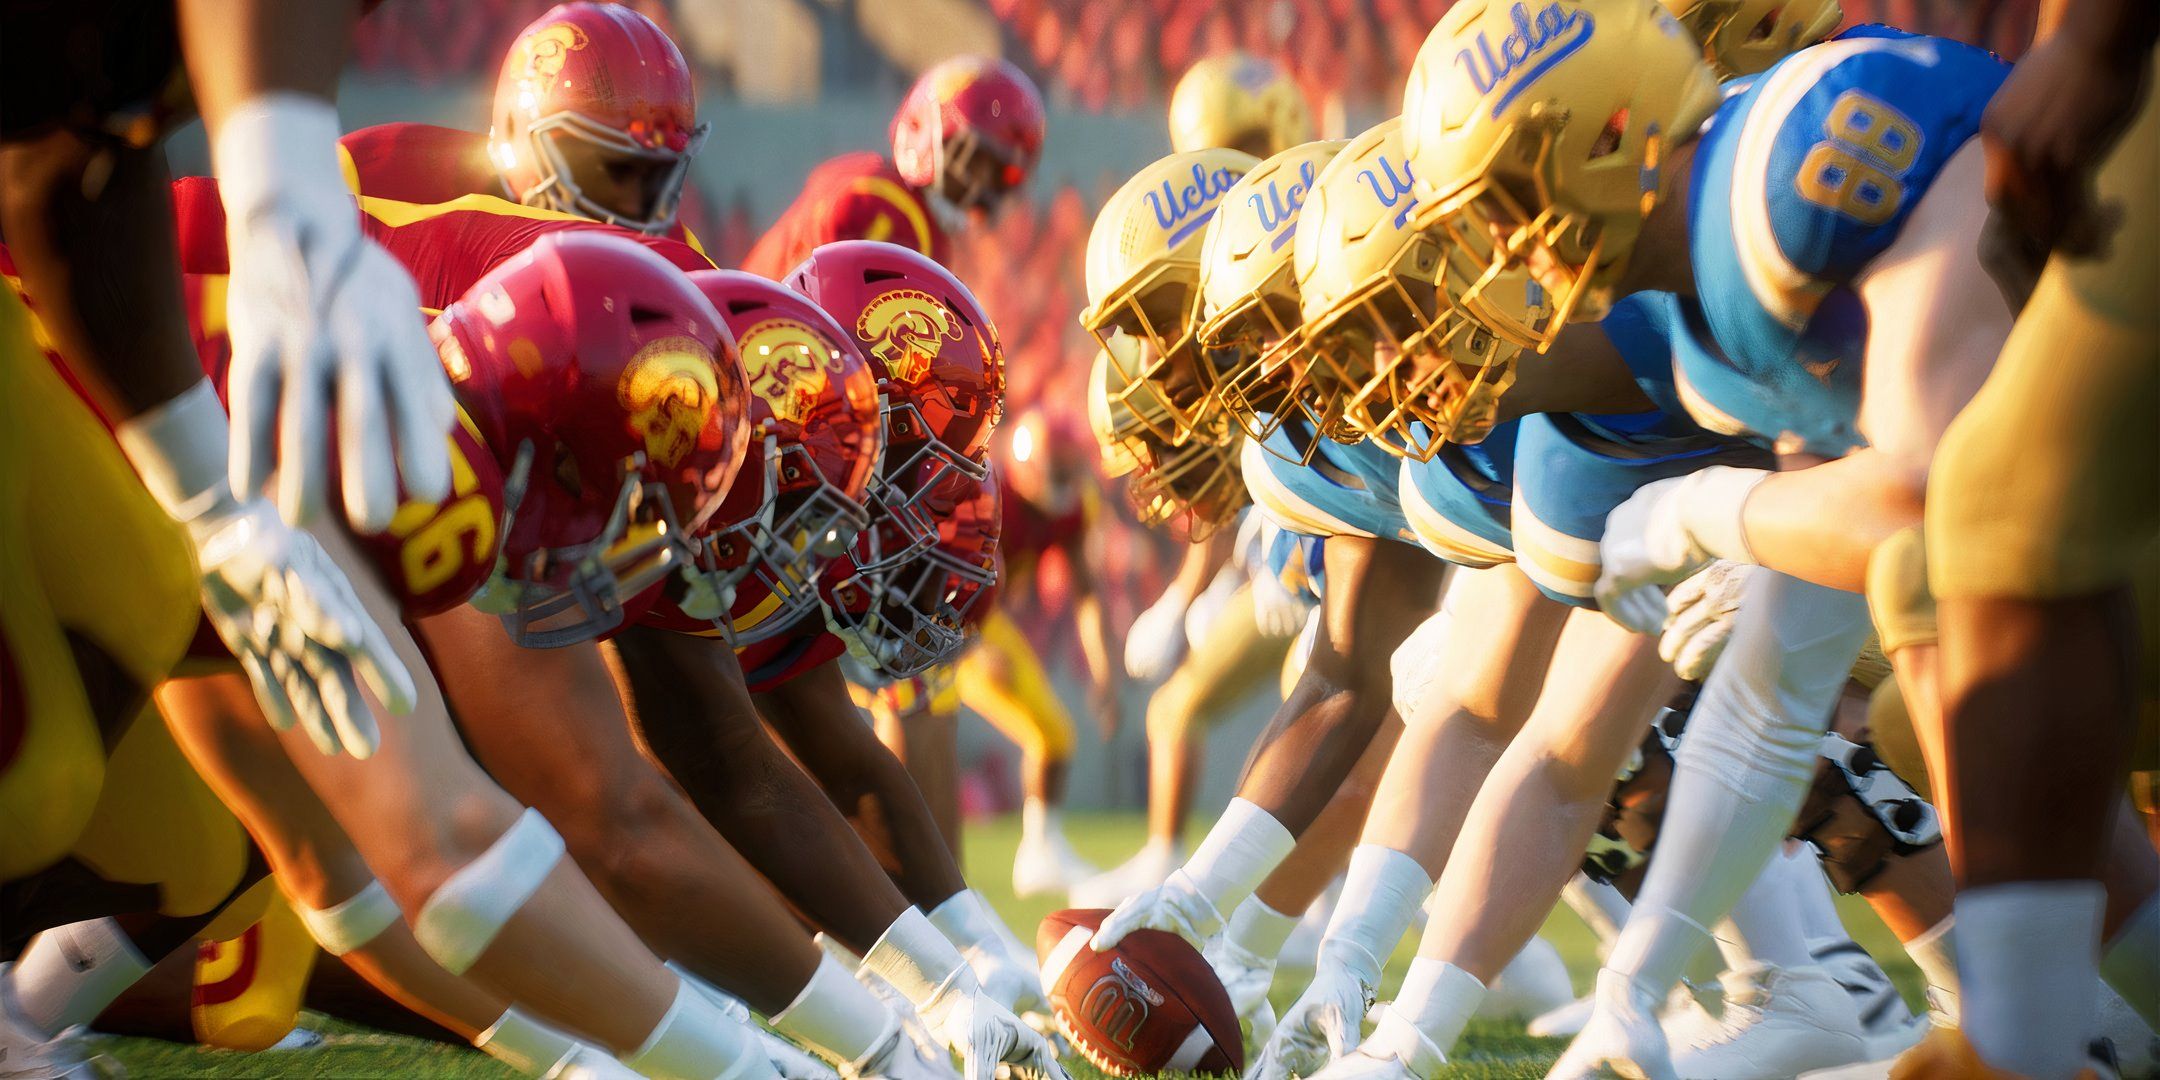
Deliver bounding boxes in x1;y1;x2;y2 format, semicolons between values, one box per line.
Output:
742;152;949;279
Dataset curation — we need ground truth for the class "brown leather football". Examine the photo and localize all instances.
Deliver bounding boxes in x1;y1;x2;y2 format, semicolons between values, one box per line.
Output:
1035;908;1243;1076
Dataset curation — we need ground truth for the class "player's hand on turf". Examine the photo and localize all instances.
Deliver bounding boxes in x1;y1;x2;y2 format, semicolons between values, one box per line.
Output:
1979;22;2154;291
1659;561;1754;681
1252;942;1379;1080
1124;586;1192;680
921;987;1069;1080
959;939;1048;1019
1091;869;1224;951
1248;563;1315;640
1543;970;1677;1080
194;496;415;757
216;94;455;534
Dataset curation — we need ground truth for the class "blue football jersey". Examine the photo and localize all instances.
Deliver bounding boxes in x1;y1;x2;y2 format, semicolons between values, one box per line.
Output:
1673;32;2008;455
1246;418;1416;544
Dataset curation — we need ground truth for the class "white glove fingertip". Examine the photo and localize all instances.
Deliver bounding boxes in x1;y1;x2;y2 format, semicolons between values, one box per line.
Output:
340;365;402;535
237;648;299;732
277;343;333;526
229;344;282;502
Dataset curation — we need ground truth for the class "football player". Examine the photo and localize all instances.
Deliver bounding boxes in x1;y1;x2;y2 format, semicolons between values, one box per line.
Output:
1389;2;2151;1075
1168;51;1317;158
742;57;1046;278
338;2;710;245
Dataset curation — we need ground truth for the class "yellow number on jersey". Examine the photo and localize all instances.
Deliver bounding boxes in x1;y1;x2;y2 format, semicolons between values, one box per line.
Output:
1794;90;1921;226
387;434;497;597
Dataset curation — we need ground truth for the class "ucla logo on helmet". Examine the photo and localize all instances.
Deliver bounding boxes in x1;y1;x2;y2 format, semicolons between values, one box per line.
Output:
1456;2;1596;119
1251;158;1320;252
1355;154;1419;229
1145;162;1243;246
856;289;962;385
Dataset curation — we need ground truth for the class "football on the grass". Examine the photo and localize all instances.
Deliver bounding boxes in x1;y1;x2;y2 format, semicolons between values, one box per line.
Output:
1035;908;1243;1075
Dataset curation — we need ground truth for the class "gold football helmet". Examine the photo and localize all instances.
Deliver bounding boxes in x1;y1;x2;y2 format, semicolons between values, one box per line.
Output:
1195;138;1349;448
1088;347;1248;538
1169;52;1317;157
1079;147;1259;447
1402;0;1719;349
1292;117;1525;457
1661;0;1841;78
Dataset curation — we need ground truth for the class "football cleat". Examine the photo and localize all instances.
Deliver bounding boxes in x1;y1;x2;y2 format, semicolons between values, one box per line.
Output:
1475;937;1577;1022
1010;832;1099;902
1669;963;1869;1080
1810;940;1926;1062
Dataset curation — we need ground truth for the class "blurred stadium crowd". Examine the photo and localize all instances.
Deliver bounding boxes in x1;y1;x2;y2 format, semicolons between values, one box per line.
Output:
346;0;2047;669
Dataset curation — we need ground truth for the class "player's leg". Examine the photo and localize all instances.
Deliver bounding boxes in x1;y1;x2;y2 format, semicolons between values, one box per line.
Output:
1081;585;1292;907
955;607;1092;898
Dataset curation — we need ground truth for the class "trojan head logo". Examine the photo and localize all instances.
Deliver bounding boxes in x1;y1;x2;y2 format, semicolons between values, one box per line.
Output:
618;337;721;468
856;289;962;385
511;22;589;107
1078;958;1165;1053
739;317;841;425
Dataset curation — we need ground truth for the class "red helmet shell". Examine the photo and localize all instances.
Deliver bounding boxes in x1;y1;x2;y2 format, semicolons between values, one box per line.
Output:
346;407;508;617
822;468;1001;677
432;231;749;643
489;2;706;231
891;56;1047;200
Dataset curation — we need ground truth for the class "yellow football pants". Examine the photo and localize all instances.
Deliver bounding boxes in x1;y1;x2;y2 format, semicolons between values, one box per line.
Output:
955;607;1077;765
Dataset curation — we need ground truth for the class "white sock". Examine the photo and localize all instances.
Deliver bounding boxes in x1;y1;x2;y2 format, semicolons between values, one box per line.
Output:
8;919;152;1035
475;1006;583;1076
1957;881;2104;1080
1223;897;1300;958
1903;916;1960;1020
1327;845;1434;973
2100;893;2159;1027
1562;874;1631;958
1181;798;1296;913
1021;797;1056;846
1717;845;1820;971
1386;956;1487;1058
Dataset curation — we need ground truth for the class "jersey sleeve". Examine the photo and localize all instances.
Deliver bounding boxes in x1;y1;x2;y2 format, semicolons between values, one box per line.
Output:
821;177;941;260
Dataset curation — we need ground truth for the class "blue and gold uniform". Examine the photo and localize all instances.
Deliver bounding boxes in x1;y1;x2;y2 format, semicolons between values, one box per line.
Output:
1665;32;2009;455
1399;425;1518;571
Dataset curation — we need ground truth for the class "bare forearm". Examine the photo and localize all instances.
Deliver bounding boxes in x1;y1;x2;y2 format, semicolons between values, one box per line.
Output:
176;0;361;130
1743;450;1922;592
1076;595;1114;689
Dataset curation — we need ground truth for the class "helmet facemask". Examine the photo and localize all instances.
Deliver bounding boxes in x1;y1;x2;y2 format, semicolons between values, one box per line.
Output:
852;396;988;578
1197;267;1330;453
507;111;711;235
693;434;871;645
1085;264;1221;447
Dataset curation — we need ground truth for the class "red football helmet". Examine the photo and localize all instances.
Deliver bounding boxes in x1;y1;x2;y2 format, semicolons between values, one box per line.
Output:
665;270;885;643
891;55;1047;216
785;240;1003;586
431;230;749;647
823;468;1001;678
489;2;708;233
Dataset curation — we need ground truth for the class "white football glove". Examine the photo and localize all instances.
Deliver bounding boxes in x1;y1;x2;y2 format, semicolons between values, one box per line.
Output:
1248;564;1316;640
118;381;414;758
1544;970;1678;1080
215;93;453;533
1183;563;1244;653
1124;583;1192;681
1090;869;1224;952
1303;1008;1446;1080
1594;467;1768;635
1658;562;1755;681
1251;940;1381;1080
1202;932;1279;1052
862;912;1066;1080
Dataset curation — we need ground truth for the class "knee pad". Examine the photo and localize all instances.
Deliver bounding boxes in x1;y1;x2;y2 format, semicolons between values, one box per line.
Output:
1585;693;1690;884
1789;733;1942;893
1679;574;1872;797
415;808;566;975
1866;528;1938;656
297;879;400;956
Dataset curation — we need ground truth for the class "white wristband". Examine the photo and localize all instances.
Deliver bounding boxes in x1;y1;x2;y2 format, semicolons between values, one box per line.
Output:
926;889;1002;953
1183;797;1296;912
861;906;971;1009
1679;466;1768;564
115;378;233;523
212;92;348;217
772;953;893;1067
1325;845;1434;976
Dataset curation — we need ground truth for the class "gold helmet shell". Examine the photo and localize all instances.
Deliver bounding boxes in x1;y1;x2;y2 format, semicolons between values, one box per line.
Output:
1169;51;1317;157
1088;347;1248;538
1402;0;1719;347
1079;147;1258;446
1195;138;1349;444
1660;0;1841;78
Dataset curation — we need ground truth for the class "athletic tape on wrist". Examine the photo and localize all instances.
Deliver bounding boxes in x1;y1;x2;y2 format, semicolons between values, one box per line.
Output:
1223;896;1300;958
926;889;1000;952
772;953;894;1066
861;906;969;1008
624;977;770;1080
114;378;233;522
1681;467;1768;564
475;1006;581;1075
1184;798;1296;911
414;809;565;975
1384;957;1486;1066
296;880;400;956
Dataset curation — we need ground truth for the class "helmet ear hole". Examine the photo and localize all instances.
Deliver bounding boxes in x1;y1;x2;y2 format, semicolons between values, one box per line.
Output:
1588;108;1630;160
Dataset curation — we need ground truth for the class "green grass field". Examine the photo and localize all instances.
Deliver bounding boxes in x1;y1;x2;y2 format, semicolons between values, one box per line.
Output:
93;812;1921;1078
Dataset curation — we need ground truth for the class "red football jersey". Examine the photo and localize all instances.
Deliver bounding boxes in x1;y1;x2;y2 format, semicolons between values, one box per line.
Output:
337;121;708;252
741;152;949;279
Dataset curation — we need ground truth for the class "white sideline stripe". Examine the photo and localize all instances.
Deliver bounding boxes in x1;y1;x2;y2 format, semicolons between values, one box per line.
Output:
1166;1025;1215;1072
1041;925;1091;990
